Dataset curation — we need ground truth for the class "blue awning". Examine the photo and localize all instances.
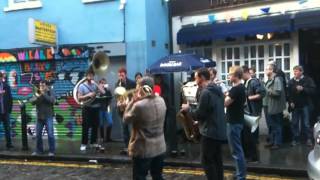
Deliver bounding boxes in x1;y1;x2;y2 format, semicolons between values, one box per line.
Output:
294;10;320;30
177;14;293;44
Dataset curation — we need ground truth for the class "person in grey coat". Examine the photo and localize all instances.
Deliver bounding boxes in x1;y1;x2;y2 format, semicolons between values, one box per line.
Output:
182;68;226;180
30;80;56;156
124;76;167;180
264;64;286;150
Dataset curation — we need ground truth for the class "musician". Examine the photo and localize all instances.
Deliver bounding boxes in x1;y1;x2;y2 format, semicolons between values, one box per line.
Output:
0;72;13;150
123;76;167;180
30;80;55;156
78;69;105;151
182;68;226;180
115;67;136;155
224;66;246;180
98;78;113;143
242;65;265;163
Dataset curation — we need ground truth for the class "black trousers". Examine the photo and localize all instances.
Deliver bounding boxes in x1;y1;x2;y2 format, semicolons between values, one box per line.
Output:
132;154;165;180
200;136;223;180
0;113;12;147
81;107;99;145
242;125;259;161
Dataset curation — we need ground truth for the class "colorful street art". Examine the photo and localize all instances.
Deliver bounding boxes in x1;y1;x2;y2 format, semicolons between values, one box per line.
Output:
0;46;90;140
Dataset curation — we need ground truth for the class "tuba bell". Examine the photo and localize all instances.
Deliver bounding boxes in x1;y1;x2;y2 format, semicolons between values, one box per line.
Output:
244;113;260;133
73;51;110;106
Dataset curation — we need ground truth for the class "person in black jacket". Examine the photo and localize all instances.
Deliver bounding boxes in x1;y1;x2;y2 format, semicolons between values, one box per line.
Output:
115;67;136;155
182;68;226;180
288;65;316;147
0;72;13;149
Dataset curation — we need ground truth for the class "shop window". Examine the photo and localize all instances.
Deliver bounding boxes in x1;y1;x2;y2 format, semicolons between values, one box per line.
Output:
258;45;264;58
284;58;290;71
284;43;290;56
203;47;212;59
250;46;256;58
275;45;282;56
4;0;42;12
219;41;291;82
234;47;240;59
269;45;274;57
227;48;233;60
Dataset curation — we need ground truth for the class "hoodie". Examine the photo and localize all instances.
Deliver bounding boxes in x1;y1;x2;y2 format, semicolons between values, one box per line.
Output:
191;83;227;141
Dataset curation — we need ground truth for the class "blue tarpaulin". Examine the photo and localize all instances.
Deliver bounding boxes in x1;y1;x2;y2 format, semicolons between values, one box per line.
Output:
177;14;293;44
148;53;216;74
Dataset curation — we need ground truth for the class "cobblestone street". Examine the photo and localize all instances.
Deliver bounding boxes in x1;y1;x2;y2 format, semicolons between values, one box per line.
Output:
0;159;306;180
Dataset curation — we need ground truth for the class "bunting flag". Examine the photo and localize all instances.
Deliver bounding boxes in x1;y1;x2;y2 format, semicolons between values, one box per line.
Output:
299;0;308;4
261;7;270;14
208;14;216;23
225;14;232;23
241;10;249;20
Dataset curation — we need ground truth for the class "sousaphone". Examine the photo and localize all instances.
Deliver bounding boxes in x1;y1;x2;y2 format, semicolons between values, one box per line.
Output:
73;51;110;106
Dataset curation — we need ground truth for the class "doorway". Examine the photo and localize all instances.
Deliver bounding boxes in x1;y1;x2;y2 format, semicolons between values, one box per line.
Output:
299;29;320;124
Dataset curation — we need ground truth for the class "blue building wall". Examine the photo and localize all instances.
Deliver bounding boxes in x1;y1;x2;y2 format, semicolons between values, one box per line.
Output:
0;0;169;140
0;0;124;49
145;0;169;67
125;0;169;78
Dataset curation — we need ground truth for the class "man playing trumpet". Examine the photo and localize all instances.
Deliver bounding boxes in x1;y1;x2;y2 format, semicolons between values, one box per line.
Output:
30;80;56;156
124;76;167;180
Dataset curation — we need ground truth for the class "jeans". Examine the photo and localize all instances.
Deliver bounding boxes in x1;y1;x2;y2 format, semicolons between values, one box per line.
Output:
227;123;246;180
82;107;99;145
118;112;130;148
200;136;223;180
263;106;272;138
0;113;12;147
36;117;55;153
269;113;283;146
132;154;165;180
291;106;311;142
99;110;113;127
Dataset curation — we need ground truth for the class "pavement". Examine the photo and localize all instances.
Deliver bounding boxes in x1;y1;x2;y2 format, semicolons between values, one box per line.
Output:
0;136;311;178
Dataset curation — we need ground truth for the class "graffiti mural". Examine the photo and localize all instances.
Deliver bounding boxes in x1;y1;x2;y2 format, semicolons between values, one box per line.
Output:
0;46;90;140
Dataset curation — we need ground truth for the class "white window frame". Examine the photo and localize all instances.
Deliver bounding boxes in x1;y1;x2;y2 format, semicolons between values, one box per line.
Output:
4;0;42;12
82;0;113;4
218;40;292;84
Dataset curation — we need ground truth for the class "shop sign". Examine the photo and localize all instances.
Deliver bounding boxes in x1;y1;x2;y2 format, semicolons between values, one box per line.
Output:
28;18;57;46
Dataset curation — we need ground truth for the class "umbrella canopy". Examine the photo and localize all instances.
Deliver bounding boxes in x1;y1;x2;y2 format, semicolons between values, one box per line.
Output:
148;53;216;74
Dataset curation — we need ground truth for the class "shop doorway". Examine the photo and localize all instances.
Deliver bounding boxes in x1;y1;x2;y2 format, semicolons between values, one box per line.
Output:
299;29;320;124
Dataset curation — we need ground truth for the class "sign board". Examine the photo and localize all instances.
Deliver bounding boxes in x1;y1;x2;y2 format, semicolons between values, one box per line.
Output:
28;18;57;46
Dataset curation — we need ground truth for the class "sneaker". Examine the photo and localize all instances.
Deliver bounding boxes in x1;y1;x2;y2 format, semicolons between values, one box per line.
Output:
80;144;87;151
270;145;280;150
48;152;55;157
91;144;100;148
307;139;313;147
31;152;38;156
264;143;273;148
291;141;299;147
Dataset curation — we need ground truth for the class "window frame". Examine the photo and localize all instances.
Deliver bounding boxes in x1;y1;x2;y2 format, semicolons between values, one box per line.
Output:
4;0;42;12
